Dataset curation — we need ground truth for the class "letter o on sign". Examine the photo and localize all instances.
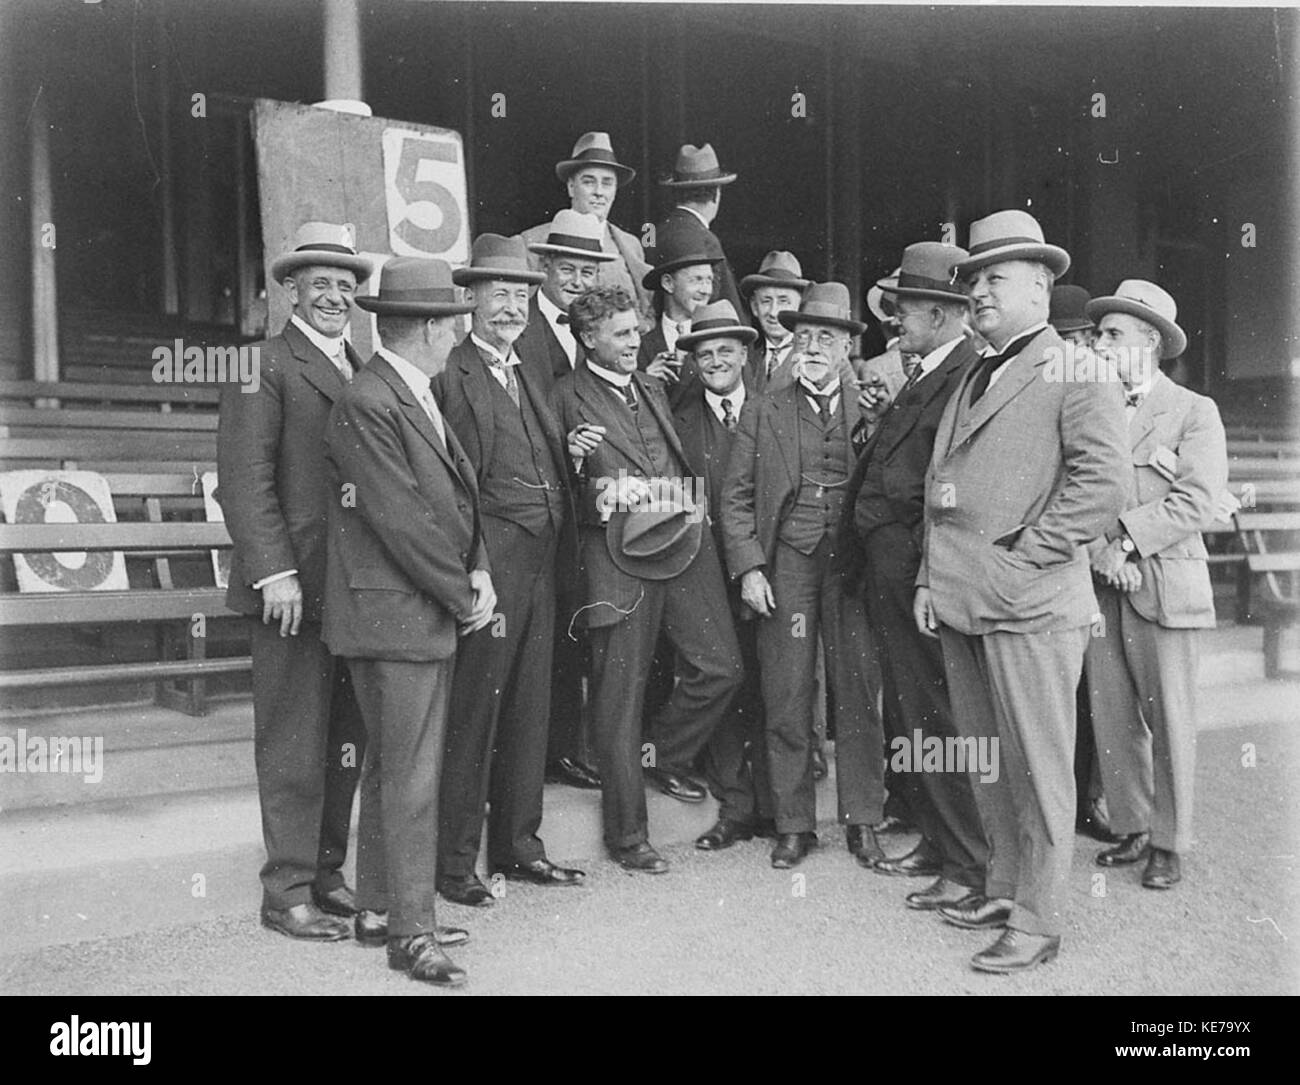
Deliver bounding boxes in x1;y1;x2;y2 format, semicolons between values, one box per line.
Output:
15;479;116;590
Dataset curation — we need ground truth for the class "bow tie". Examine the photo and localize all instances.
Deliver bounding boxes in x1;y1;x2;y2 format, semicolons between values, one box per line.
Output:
1125;391;1144;408
556;314;570;325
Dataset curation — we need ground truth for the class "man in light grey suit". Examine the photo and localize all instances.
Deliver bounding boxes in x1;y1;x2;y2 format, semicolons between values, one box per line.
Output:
1083;280;1228;892
913;210;1128;973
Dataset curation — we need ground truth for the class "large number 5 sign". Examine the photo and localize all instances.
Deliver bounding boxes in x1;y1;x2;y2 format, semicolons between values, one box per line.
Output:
383;128;469;262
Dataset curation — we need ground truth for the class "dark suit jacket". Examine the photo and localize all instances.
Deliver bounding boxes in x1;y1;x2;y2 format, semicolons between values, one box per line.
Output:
550;361;697;628
217;320;364;623
660;206;744;315
514;294;575;397
322;354;488;662
672;376;752;544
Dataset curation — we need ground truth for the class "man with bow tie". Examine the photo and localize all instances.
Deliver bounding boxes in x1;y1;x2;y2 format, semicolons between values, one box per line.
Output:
433;235;587;908
721;282;885;870
913;211;1128;972
1083;280;1227;892
218;222;371;943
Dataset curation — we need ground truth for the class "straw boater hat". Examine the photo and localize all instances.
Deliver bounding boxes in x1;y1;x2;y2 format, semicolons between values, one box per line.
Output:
354;257;476;317
778;281;869;336
554;131;636;186
659;143;738;188
270;221;373;284
878;242;969;303
1086;279;1188;359
677;301;759;351
525;209;616;262
641;219;722;290
1049;285;1094;334
740;251;811;297
452;234;546;286
865;267;900;324
954;209;1071;279
606;477;703;581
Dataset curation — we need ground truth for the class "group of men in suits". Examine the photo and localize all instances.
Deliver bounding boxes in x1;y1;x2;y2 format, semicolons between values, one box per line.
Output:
217;121;1228;981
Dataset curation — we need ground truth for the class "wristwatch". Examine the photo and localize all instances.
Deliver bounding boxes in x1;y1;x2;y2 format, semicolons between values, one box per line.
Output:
1119;534;1137;558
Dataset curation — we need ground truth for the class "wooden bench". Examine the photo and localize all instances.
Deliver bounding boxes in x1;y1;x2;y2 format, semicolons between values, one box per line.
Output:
0;380;220;412
1233;510;1300;679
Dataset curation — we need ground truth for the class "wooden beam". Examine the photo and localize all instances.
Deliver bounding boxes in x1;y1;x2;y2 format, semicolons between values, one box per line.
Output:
29;86;58;383
322;0;363;102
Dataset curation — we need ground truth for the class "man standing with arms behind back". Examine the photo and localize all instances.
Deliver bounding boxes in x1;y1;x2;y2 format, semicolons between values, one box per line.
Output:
914;210;1128;972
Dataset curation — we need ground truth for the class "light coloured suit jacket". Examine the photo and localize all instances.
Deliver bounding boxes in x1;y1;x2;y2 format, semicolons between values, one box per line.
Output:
518;218;652;317
1087;371;1227;628
919;325;1129;635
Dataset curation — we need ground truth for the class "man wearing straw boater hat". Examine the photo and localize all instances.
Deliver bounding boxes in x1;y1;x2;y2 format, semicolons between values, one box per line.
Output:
519;132;652;318
218;221;372;943
657;142;744;315
552;285;742;874
1083;279;1227;893
913;210;1128;972
721;282;886;871
323;256;496;987
840;242;989;908
433;235;586;907
741;250;811;394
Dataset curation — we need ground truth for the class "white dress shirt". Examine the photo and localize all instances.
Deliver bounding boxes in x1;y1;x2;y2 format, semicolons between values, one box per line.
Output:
982;321;1048;392
704;382;746;426
377;346;447;445
536;290;578;367
469;333;522;393
915;334;966;381
290;314;352;380
661;314;692;355
762;335;794;378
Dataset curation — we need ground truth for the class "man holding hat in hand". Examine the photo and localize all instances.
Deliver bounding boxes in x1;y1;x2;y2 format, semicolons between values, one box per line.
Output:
721;282;885;870
218;221;371;942
323;256;494;987
1084;280;1227;891
657;142;744;315
433;235;586;908
742;250;811;394
914;210;1128;972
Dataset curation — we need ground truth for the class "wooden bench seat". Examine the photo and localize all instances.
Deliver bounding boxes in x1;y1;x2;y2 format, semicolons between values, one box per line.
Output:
1234;510;1300;679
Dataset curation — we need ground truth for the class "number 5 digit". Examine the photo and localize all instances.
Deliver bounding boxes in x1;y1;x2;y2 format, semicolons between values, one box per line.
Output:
392;137;463;255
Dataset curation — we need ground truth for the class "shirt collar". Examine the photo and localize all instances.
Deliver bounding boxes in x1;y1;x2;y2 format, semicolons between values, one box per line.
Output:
585;358;633;388
536;290;568;327
1126;373;1157;400
290;314;348;360
469;332;519;367
376;346;434;401
765;334;793;353
981;321;1048;358
704;382;746;418
676;205;710;229
917;335;965;378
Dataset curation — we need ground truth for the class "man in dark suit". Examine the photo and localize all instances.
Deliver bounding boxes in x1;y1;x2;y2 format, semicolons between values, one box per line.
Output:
323;257;496;987
433;235;586;907
1084;280;1228;890
721;282;886;870
217;221;371;941
840;242;987;911
671;302;774;849
914;211;1128;972
743;251;811;394
552;286;742;873
657;143;744;315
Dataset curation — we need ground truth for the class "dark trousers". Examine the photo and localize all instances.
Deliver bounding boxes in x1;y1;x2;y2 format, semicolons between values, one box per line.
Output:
862;524;987;887
757;536;884;834
702;611;771;824
587;532;742;850
348;656;452;938
250;619;364;909
548;596;591;766
439;519;556;878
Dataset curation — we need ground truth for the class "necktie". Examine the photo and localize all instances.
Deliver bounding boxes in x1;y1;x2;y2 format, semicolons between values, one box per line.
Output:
968;329;1040;405
332;343;353;382
492;359;520;407
767;346;783;379
720;397;737;431
419;385;447;447
814;392;834;421
621;381;638;413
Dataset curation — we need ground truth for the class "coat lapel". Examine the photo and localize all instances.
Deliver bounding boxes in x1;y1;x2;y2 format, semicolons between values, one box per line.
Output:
518;360;570;479
1128;370;1172;447
877;339;976;460
369;355;463;481
946;328;1055;453
575;361;652;471
454;338;498;477
284;320;349;403
636;371;693;473
766;385;801;489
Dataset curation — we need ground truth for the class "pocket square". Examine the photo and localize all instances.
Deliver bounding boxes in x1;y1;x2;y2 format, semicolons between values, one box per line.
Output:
1148;445;1178;481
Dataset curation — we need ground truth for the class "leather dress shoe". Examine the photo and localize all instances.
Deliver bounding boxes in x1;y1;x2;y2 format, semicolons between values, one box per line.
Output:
311;884;357;917
1096;831;1150;867
644;766;707;803
875;842;944;878
970;928;1061;973
906;877;979;911
354;910;469;948
812;747;829;781
696;818;755;850
387;934;467;987
612;842;668;873
847;824;885;867
495;858;585;886
438;874;496;907
261;901;350;941
770;832;817;869
545;756;602;790
1142;847;1181;889
1077;795;1119;843
938;894;1014;930
872;814;914;835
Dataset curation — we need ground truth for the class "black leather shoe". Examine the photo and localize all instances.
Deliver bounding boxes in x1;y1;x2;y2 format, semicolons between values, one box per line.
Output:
938;894;1014;930
261;902;350;941
872;814;915;835
545;756;602;790
311;884;357;917
696;818;755;851
812;747;828;781
847;824;885;867
1142;847;1181;889
612;842;668;873
770;832;817;868
875;842;944;878
495;858;585;886
438;874;496;907
644;766;707;803
906;877;979;911
1096;831;1150;867
355;911;468;948
387;934;467;987
970;928;1061;973
1077;795;1119;843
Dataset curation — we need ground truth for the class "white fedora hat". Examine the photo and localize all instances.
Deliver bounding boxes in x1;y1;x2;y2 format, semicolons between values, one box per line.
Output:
955;209;1070;278
269;221;373;284
1086;279;1187;358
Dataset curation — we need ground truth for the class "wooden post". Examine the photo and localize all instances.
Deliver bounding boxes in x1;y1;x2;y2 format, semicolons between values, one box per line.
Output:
29;86;58;385
323;0;363;102
156;2;179;316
